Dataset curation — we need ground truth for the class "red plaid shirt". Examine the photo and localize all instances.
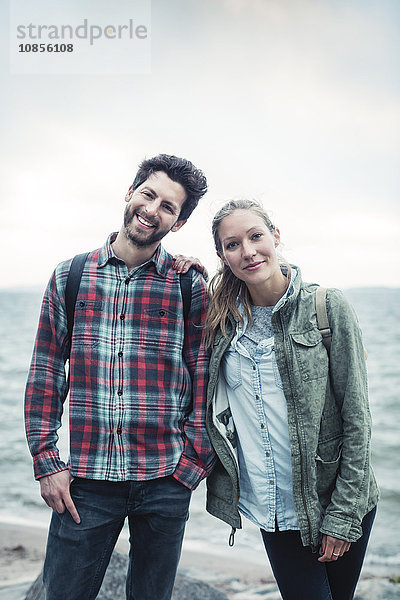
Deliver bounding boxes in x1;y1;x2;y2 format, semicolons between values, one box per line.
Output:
25;234;215;489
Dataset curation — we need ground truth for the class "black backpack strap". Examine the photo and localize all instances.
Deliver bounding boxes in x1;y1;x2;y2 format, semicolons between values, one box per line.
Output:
179;270;193;322
316;286;332;354
179;270;193;416
65;252;89;358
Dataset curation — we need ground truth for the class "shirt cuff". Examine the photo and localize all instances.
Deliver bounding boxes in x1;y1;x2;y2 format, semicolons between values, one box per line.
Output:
33;451;67;480
172;455;209;490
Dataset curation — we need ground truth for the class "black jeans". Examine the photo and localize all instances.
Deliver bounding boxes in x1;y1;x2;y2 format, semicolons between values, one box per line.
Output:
43;476;192;600
260;506;376;600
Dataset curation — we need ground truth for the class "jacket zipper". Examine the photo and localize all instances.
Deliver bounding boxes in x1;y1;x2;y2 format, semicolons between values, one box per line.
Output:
280;312;316;551
207;335;242;539
208;396;241;507
207;403;241;543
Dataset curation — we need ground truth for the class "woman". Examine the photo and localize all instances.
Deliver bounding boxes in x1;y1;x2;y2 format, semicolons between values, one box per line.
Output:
203;199;379;600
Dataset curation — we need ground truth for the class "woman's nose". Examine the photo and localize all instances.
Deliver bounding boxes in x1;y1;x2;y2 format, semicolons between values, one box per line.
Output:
242;241;256;258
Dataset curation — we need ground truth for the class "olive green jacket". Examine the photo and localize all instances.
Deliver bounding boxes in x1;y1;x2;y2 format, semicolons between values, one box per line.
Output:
205;268;379;550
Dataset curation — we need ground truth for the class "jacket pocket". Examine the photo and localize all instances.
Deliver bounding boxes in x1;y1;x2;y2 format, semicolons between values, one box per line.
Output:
316;436;343;508
291;329;328;381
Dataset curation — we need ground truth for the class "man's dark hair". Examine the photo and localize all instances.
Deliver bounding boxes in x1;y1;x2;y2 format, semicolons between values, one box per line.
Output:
132;154;207;220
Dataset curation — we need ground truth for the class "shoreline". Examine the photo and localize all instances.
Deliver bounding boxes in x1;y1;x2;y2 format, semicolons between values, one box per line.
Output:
1;519;398;600
0;518;271;578
0;518;273;590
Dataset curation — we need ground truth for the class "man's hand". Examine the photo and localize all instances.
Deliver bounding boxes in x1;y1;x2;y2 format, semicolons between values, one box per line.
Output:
173;255;208;281
40;470;81;524
318;534;351;562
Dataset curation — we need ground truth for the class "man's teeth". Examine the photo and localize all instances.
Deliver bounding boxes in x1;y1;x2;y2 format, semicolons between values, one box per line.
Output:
137;214;155;228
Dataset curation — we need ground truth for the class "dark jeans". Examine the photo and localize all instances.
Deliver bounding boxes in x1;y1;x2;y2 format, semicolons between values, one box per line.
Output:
43;476;192;600
260;506;376;600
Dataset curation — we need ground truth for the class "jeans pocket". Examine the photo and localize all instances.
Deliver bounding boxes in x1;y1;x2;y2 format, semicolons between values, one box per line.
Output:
146;477;191;536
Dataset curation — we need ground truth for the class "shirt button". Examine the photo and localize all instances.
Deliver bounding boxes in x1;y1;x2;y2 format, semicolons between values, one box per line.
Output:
120;314;125;320
256;395;260;400
159;310;165;316
117;428;122;435
269;480;274;485
118;351;123;357
253;366;256;371
117;390;123;396
266;451;270;457
79;301;85;307
260;423;265;429
125;278;130;284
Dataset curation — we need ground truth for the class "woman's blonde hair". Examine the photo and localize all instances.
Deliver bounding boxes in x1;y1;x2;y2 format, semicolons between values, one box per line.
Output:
205;199;279;346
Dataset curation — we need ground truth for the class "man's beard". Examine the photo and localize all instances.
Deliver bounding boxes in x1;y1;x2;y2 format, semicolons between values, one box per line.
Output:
123;207;170;248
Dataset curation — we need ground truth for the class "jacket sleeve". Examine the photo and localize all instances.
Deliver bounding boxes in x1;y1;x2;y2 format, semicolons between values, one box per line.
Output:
172;270;216;490
319;288;378;541
24;262;71;480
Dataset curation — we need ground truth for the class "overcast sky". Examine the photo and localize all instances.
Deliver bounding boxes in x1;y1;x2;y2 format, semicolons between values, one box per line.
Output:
1;0;399;290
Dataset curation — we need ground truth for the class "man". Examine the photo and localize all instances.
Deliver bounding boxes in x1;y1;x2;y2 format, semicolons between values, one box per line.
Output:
25;154;215;600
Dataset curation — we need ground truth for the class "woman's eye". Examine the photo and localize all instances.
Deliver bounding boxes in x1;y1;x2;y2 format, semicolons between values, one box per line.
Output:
252;233;262;240
226;241;237;250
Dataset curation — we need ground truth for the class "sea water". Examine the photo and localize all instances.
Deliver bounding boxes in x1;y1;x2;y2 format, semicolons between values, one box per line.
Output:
0;286;399;576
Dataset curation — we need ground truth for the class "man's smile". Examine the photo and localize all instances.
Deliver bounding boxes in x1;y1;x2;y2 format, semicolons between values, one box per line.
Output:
136;213;157;229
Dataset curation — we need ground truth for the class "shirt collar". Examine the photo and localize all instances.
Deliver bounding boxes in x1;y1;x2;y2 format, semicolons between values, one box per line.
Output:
97;232;118;267
97;232;169;277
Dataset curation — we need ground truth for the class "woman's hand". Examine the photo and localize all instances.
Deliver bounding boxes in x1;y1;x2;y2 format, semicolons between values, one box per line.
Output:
172;254;208;281
318;534;351;562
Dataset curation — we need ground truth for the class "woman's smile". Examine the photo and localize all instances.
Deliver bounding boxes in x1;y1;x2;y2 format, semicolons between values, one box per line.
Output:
243;260;264;271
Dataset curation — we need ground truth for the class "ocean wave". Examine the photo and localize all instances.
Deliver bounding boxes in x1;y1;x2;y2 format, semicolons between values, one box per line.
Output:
366;551;400;566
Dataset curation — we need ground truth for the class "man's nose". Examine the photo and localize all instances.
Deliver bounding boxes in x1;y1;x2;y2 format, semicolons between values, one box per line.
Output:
144;199;160;217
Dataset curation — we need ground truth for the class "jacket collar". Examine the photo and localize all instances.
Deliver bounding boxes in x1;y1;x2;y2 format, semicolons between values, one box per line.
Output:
279;264;303;314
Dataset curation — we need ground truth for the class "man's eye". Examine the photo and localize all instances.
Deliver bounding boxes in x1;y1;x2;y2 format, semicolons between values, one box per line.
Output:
163;204;174;213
